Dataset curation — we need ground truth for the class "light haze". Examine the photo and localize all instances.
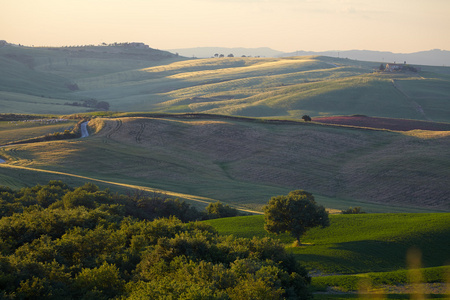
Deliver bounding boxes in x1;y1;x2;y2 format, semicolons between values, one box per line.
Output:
1;0;449;53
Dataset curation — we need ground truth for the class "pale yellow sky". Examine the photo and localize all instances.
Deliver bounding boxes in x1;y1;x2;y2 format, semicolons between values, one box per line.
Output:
1;0;449;52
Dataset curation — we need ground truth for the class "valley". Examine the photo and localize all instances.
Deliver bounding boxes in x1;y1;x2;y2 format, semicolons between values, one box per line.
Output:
0;43;449;298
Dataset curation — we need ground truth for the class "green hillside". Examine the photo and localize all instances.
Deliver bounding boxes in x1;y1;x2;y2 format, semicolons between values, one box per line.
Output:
0;44;185;114
205;214;450;297
1;114;449;212
1;45;449;122
204;213;450;274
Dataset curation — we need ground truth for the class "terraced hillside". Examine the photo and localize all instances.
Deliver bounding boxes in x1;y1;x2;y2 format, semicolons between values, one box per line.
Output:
2;44;449;122
1;115;448;212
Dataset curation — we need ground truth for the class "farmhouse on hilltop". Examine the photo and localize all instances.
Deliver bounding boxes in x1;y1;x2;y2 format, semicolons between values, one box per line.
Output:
384;62;419;72
385;63;405;72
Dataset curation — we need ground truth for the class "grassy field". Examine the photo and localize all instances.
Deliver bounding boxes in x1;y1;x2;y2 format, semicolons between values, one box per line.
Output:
0;44;185;114
1;45;449;122
1;115;449;213
0;119;78;145
204;213;450;297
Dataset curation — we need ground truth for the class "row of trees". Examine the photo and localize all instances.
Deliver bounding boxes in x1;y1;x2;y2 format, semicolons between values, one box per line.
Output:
214;53;235;58
212;54;261;58
0;181;312;299
64;99;110;111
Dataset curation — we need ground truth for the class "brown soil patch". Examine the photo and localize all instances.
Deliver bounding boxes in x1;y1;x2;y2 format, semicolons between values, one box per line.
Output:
314;116;450;131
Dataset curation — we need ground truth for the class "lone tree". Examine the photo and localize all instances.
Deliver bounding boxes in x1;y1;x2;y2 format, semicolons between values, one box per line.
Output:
263;190;329;245
302;115;312;122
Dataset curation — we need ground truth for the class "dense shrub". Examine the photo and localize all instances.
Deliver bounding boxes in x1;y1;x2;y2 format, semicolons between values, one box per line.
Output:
341;207;366;214
0;182;312;299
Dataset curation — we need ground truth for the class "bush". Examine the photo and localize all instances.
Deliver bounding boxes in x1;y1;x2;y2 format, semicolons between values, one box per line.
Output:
341;207;366;214
0;182;313;299
205;202;239;219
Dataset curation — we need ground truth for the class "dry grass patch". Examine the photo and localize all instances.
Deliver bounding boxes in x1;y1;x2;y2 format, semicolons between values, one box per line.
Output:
402;130;450;139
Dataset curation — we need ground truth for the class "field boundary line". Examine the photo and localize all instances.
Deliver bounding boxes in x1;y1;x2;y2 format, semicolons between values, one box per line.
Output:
391;79;431;121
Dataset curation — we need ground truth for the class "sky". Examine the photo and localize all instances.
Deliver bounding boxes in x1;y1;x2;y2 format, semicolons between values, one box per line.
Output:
1;0;450;53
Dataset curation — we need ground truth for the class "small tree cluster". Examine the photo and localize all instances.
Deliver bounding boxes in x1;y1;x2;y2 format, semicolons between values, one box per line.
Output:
205;201;239;218
302;115;312;122
64;99;110;111
341;207;366;214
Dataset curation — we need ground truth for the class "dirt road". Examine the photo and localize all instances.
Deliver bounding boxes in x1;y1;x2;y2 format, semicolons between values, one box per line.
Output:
80;121;89;138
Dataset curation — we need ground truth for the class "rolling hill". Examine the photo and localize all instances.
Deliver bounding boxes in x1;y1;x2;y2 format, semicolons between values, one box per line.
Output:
1;43;449;213
1;114;449;212
0;43;185;114
205;213;450;274
1;44;449;123
281;49;450;67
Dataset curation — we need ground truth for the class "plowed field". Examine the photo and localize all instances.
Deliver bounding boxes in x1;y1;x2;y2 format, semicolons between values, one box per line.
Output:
314;116;450;131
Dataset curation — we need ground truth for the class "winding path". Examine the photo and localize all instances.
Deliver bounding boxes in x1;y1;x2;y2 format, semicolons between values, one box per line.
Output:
0;145;6;163
80;121;89;138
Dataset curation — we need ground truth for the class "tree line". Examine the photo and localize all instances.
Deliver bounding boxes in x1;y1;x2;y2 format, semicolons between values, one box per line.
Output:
0;181;312;299
64;99;110;111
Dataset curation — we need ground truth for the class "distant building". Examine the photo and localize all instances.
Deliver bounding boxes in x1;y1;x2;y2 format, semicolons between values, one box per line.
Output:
0;40;7;47
385;63;405;72
384;62;419;72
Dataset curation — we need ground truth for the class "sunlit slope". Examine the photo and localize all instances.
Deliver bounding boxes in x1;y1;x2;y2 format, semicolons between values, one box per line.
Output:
2;44;449;121
0;44;184;114
71;56;450;122
2;116;448;212
73;56;373;113
0;119;77;145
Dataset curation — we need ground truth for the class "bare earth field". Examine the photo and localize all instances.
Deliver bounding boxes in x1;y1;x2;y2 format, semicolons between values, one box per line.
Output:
313;115;450;131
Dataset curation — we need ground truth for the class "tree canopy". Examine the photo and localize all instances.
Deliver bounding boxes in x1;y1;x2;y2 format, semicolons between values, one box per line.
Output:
301;115;312;122
263;190;329;245
0;181;312;299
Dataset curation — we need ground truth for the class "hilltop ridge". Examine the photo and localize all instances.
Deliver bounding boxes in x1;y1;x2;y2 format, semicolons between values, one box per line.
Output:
165;45;450;66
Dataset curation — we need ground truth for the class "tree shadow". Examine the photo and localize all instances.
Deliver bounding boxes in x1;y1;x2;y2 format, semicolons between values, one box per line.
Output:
291;229;450;274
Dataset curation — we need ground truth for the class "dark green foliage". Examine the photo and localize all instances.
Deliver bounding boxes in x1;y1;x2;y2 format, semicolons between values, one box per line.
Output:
0;182;312;299
64;99;110;111
341;207;366;214
301;115;312;122
264;190;329;244
311;266;449;293
205;201;239;219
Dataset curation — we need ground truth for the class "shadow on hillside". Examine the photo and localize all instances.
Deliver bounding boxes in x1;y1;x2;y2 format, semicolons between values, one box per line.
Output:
293;229;450;274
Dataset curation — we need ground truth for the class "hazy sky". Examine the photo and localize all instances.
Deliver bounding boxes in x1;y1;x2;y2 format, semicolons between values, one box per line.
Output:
2;0;449;53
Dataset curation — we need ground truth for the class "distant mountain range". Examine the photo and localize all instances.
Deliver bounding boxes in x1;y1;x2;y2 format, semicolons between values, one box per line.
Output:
167;47;450;66
281;49;450;67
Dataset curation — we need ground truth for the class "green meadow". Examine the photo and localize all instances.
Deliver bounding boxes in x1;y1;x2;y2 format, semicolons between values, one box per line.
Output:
205;213;450;297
